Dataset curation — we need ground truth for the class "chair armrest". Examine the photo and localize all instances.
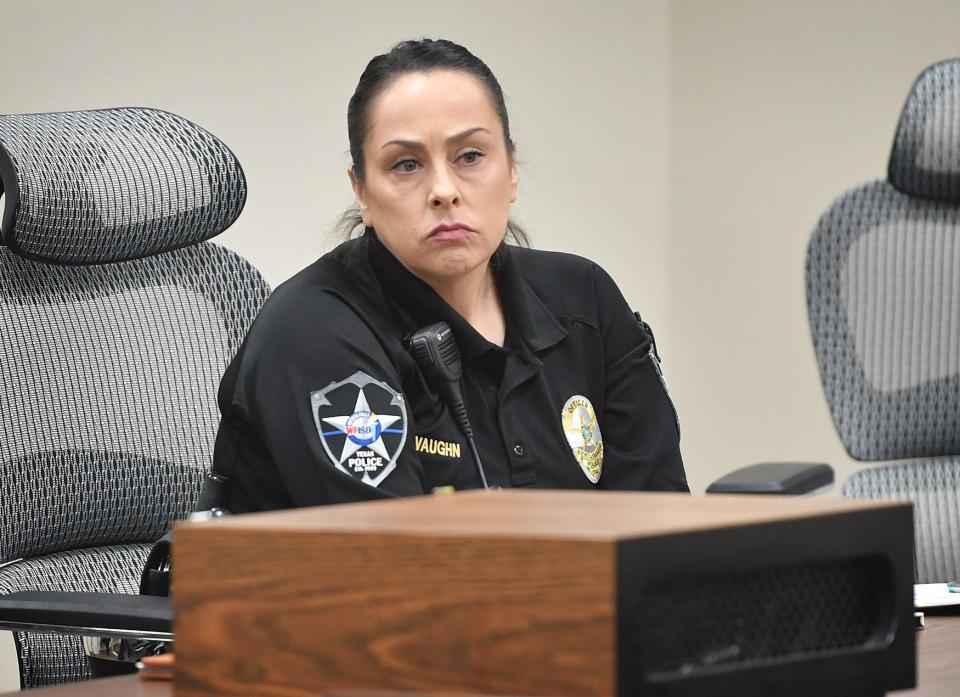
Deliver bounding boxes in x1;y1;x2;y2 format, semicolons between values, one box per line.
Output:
0;591;172;641
706;462;834;495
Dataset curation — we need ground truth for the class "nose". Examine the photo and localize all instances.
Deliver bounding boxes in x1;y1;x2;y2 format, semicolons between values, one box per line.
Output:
429;165;461;208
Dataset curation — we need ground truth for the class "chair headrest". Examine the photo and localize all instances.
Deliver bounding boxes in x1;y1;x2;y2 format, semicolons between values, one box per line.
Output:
0;108;246;265
888;59;960;201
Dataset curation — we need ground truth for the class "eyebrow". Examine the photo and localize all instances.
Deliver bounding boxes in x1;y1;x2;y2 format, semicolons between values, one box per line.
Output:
381;127;491;150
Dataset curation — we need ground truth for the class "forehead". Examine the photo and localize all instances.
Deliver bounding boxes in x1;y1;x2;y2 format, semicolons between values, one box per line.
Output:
365;70;502;144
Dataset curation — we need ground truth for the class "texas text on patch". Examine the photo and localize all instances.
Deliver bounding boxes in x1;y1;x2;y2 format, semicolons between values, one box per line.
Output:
310;371;408;487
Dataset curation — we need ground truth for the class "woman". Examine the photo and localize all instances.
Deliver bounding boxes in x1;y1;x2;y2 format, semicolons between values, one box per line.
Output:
212;39;687;512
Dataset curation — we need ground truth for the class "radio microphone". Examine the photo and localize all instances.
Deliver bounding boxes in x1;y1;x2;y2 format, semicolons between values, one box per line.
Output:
408;322;490;489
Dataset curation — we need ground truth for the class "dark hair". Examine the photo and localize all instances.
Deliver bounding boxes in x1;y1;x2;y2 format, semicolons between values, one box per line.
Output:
340;38;528;246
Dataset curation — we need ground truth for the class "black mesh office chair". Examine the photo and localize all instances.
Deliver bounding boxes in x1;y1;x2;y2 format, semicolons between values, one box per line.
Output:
807;59;960;583
0;107;269;687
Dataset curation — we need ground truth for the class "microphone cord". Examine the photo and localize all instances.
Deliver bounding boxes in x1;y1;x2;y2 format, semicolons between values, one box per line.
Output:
451;400;489;489
468;437;489;489
408;322;491;490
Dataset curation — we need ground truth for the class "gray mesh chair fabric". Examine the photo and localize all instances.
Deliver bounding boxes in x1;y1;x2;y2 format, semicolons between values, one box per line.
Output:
842;460;960;584
888;60;960;200
808;59;960;583
0;108;269;687
0;108;246;265
807;181;960;462
0;544;151;685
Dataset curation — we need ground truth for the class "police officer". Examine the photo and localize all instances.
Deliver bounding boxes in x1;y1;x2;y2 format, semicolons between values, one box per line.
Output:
212;39;688;513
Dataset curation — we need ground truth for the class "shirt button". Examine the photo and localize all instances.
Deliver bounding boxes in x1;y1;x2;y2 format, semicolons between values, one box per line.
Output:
513;443;525;457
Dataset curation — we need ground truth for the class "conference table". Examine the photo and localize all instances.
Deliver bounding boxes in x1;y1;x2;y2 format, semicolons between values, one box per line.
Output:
5;615;958;696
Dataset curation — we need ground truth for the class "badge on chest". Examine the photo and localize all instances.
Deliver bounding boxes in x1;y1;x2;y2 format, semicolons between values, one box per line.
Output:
561;395;603;483
311;371;408;487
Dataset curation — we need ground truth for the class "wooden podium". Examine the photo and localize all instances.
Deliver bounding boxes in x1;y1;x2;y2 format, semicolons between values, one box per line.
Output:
172;490;914;697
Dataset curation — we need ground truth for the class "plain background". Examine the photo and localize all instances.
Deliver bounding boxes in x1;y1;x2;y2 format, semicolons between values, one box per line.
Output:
1;0;959;688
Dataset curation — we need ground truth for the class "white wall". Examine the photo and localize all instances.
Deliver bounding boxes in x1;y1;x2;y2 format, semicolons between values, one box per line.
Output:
666;0;960;491
0;0;674;314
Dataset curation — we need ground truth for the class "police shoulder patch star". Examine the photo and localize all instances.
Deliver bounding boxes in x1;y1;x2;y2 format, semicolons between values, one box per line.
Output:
310;370;408;488
561;394;603;483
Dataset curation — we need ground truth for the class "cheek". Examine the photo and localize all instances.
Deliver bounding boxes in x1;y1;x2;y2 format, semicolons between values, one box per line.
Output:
476;170;515;215
366;180;415;220
481;162;516;200
386;183;422;212
368;191;423;249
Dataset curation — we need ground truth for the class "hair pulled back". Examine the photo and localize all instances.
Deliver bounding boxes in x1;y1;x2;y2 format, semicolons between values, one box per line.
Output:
340;38;527;245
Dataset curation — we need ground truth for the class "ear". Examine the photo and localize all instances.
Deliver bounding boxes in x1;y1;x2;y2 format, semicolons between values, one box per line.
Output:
348;167;372;226
508;158;519;204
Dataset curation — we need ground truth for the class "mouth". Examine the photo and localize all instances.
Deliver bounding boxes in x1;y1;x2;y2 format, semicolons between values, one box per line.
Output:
429;223;475;241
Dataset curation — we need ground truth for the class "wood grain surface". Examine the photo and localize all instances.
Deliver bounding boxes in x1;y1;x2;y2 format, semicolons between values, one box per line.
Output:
0;673;170;696
6;618;958;696
174;527;614;697
171;490;913;697
192;489;905;539
910;613;960;695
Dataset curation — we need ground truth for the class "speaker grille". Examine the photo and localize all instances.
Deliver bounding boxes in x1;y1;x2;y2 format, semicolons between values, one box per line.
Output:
632;557;890;679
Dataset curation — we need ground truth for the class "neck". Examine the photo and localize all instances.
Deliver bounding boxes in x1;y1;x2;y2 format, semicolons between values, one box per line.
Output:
426;262;506;347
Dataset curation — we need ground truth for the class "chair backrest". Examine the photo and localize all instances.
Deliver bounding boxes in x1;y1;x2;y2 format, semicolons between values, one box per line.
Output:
806;60;960;582
0;108;269;686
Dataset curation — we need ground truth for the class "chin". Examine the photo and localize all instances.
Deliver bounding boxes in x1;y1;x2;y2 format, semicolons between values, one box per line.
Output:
425;250;488;279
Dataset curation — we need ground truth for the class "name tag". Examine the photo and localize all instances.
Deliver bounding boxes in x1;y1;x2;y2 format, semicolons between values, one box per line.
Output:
415;436;462;459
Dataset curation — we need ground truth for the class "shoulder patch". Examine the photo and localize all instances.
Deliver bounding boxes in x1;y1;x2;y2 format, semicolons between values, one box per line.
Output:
310;371;408;487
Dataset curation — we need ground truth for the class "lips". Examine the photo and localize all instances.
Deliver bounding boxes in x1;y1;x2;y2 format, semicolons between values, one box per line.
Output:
429;223;475;241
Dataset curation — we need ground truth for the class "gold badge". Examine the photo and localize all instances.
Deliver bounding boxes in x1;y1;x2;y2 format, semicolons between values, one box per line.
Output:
561;395;603;483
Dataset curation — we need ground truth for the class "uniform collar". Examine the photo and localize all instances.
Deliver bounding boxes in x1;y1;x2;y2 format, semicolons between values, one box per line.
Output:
365;229;567;361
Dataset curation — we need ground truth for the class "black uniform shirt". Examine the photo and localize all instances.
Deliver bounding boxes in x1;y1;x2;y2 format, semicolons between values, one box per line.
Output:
213;232;687;513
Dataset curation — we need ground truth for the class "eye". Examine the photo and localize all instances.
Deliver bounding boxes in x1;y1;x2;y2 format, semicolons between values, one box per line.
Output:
390;157;420;173
457;149;485;165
